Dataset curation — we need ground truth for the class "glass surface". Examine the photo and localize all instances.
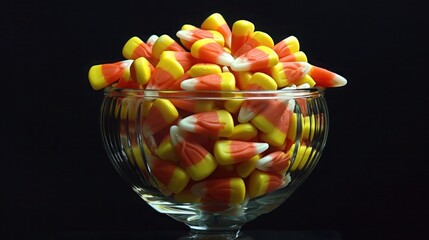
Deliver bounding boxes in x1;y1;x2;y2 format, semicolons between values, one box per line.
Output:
100;87;329;239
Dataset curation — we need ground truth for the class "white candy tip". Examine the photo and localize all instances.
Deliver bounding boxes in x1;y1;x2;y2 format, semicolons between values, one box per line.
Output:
121;59;134;68
300;62;312;74
256;155;273;171
218;52;234;66
180;78;198;90
230;58;249;71
237;107;255;123
178;115;196;132
333;74;347;87
176;30;192;41
146;35;159;45
169;125;185;146
254;142;269;154
287;99;296;111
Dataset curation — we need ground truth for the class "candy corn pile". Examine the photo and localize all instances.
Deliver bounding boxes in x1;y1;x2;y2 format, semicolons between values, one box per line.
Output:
88;13;347;91
90;13;347;209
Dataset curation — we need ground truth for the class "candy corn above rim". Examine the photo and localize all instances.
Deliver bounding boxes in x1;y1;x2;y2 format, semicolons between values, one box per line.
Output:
88;12;347;91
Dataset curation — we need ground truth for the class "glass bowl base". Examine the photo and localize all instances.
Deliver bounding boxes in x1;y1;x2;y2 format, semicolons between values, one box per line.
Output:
179;228;251;240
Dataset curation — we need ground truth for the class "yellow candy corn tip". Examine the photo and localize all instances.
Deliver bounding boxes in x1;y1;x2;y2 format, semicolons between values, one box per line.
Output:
156;57;184;79
143;99;178;137
284;36;300;52
168;167;190;193
152;34;178;59
185;155;217;181
201;13;227;29
252;31;274;47
229;123;258;141
248;72;278;90
132;57;152;84
88;65;106;90
122;36;143;58
188;63;222;77
181;24;197;30
232;20;255;34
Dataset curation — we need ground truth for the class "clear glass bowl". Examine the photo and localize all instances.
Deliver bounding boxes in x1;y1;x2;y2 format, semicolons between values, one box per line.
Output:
100;87;329;239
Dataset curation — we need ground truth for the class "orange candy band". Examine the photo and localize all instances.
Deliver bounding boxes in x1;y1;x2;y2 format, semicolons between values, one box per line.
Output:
191;177;246;204
191;38;234;66
214;140;269;165
231;46;279;72
88;60;132;90
201;13;232;48
151;157;190;194
178;110;234;137
180;72;235;91
170;126;217;181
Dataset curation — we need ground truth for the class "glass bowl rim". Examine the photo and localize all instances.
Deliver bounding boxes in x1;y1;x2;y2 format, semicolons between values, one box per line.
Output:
103;86;326;100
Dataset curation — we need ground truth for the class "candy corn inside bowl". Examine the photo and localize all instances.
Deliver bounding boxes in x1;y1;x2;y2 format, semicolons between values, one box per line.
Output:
100;86;329;239
90;12;347;240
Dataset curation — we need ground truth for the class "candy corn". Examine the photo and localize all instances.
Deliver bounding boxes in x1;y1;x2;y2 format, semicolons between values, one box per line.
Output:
228;123;258;141
273;36;300;59
176;28;225;49
146;57;184;90
187;63;222;77
271;62;311;88
260;100;295;147
248;170;285;198
191;38;234;66
231;20;255;55
235;154;260;178
160;51;199;72
88;60;132;90
122;36;157;65
231;46;279;72
146;35;158;47
155;135;180;162
180;72;235;91
151;157;190;193
238;98;271;123
232;70;253;90
233;31;274;57
245;72;277;90
256;151;291;173
169;99;215;113
129;57;153;85
142;99;178;137
191;177;246;204
201;13;232;48
307;64;347;87
174;184;201;203
279;51;308;62
178;109;234;137
152;34;186;60
214;140;269;165
170;126;217;181
251;100;288;133
115;65;141;89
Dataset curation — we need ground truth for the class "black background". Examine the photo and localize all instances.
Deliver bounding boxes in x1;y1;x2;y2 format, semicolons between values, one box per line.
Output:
2;0;428;239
